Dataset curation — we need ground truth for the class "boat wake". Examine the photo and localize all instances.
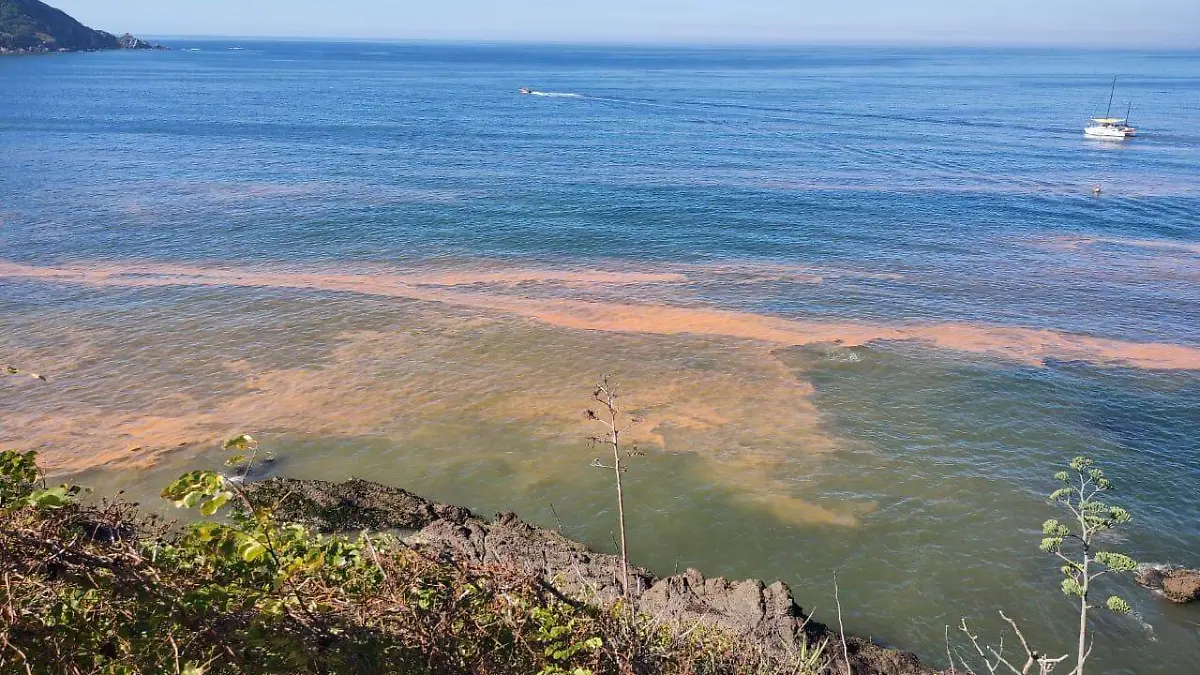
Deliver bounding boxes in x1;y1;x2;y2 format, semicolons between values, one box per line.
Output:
526;90;583;98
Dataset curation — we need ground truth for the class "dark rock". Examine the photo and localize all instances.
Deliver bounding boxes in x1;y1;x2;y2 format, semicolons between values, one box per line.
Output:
640;568;806;650
116;32;166;50
1137;565;1200;603
258;476;938;674
411;510;655;605
1136;565;1167;590
233;453;283;482
242;476;472;532
74;516;137;544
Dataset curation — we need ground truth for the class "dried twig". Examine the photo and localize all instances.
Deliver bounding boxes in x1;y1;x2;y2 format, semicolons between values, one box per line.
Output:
585;375;644;597
834;572;852;675
958;613;1070;675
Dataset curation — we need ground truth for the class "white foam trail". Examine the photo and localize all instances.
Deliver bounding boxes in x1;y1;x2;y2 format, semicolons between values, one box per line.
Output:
529;91;583;98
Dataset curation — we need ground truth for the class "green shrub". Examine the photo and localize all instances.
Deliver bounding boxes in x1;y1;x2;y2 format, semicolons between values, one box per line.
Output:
0;447;817;675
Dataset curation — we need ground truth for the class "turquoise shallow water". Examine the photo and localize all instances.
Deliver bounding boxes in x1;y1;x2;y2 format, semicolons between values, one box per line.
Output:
2;42;1199;673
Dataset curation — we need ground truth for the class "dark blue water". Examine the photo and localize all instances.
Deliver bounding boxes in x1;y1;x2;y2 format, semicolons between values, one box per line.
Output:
2;42;1198;673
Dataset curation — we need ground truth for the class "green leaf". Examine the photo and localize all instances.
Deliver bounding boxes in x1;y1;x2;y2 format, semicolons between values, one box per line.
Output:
0;450;39;486
223;434;256;451
1095;551;1138;572
239;539;267;563
1105;596;1131;614
1049;487;1075;502
1061;578;1083;597
30;485;76;509
199;491;232;516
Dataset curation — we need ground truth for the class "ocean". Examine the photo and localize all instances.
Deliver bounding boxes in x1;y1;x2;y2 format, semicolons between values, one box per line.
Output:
1;41;1198;672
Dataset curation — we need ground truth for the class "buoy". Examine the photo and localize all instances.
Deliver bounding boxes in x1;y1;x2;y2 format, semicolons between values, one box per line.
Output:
1092;185;1102;196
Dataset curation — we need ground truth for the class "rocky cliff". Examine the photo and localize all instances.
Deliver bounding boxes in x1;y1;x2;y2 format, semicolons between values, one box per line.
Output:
245;476;938;675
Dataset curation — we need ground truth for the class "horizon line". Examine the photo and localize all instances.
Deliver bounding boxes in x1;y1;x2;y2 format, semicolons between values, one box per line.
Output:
138;34;1200;51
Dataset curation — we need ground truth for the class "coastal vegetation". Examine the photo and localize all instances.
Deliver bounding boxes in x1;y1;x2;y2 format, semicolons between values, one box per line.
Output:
1;429;1156;675
0;445;833;675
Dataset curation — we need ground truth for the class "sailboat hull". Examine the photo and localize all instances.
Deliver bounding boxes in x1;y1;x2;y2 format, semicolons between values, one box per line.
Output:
1086;78;1137;139
1084;126;1136;139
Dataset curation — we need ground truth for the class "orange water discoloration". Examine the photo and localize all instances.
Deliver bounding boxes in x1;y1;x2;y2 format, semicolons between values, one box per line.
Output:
1022;234;1200;284
2;261;1198;370
1;257;1196;527
401;269;689;288
1;312;869;524
1031;235;1200;256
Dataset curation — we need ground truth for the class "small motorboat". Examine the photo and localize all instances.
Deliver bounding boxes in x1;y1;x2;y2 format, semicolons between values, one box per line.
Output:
519;87;532;95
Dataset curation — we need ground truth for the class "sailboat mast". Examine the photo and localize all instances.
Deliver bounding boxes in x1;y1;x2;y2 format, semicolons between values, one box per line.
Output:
1105;76;1116;118
1125;101;1132;125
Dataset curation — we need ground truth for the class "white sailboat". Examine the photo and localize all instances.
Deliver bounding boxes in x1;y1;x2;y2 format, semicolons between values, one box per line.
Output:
1085;78;1136;139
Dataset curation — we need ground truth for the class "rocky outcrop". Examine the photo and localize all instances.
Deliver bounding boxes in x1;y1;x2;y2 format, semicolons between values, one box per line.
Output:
1136;565;1200;604
638;567;926;674
243;477;473;532
116;33;164;50
246;477;937;675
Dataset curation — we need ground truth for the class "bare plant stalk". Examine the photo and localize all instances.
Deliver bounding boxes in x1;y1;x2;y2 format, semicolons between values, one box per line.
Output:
1077;555;1089;674
611;399;628;594
944;625;956;674
833;572;852;675
586;376;644;597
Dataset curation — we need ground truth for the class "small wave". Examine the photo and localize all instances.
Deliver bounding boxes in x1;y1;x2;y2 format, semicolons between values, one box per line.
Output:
826;350;862;363
1132;612;1157;641
817;344;866;363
